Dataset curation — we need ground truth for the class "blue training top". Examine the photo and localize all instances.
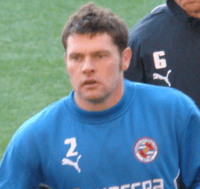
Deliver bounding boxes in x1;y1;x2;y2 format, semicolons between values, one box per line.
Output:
0;80;200;188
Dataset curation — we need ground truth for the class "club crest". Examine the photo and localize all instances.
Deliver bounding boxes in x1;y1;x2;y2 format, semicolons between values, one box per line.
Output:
134;137;158;163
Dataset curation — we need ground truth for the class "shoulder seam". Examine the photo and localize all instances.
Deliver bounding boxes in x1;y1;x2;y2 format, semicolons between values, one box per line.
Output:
151;4;167;14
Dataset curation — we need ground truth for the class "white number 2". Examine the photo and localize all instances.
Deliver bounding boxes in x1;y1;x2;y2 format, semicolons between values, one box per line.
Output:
64;137;78;157
153;51;167;69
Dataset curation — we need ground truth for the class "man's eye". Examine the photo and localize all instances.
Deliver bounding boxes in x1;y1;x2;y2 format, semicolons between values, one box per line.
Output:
73;56;79;60
98;55;104;58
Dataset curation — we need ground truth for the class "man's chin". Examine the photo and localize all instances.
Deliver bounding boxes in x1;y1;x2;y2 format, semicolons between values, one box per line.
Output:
84;92;111;104
187;10;200;19
184;4;200;15
76;90;112;105
86;96;106;104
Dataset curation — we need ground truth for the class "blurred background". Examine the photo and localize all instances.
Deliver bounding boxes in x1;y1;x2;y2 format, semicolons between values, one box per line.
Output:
0;0;165;159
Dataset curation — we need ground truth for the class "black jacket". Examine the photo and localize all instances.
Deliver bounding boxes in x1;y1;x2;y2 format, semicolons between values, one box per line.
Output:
125;0;200;108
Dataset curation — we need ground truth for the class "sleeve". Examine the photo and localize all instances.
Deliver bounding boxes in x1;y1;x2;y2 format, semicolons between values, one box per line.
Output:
180;103;200;188
124;30;146;83
0;133;42;188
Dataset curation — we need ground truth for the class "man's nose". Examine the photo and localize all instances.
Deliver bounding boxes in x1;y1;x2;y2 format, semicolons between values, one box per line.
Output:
82;57;95;74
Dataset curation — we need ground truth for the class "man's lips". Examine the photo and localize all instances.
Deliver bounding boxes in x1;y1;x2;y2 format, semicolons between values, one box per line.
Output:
82;80;99;88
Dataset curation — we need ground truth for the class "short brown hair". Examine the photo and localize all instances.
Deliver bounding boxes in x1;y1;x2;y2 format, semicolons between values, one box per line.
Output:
62;2;128;54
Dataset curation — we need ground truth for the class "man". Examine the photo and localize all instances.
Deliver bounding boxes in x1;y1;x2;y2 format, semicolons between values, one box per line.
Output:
0;2;200;188
124;0;200;108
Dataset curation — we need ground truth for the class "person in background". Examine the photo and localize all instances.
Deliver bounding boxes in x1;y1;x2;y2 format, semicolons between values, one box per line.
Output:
124;0;200;108
0;2;200;188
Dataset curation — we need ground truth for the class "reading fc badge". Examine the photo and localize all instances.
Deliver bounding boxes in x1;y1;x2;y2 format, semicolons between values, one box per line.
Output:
134;137;158;163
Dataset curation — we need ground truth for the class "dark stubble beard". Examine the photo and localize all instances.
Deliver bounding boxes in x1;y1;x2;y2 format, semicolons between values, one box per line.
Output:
86;87;114;104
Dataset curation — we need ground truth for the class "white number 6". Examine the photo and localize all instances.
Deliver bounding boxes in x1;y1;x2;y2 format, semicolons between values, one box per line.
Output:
153;51;167;69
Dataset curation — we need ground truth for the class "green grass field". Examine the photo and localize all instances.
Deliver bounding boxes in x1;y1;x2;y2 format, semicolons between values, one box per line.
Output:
0;0;165;160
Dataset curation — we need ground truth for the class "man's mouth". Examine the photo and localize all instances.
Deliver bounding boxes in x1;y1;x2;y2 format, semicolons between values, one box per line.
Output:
83;80;99;88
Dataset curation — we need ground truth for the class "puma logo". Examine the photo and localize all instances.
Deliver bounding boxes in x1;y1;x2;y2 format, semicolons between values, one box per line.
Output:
62;155;82;173
153;70;171;87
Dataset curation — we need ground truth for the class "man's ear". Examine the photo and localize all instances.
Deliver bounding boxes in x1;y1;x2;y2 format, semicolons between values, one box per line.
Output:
121;47;132;71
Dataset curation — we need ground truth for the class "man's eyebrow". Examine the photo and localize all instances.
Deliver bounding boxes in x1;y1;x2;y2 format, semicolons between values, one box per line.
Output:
92;50;111;55
69;52;82;58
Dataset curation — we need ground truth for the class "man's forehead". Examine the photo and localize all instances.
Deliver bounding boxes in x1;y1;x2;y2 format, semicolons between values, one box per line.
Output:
66;33;116;54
